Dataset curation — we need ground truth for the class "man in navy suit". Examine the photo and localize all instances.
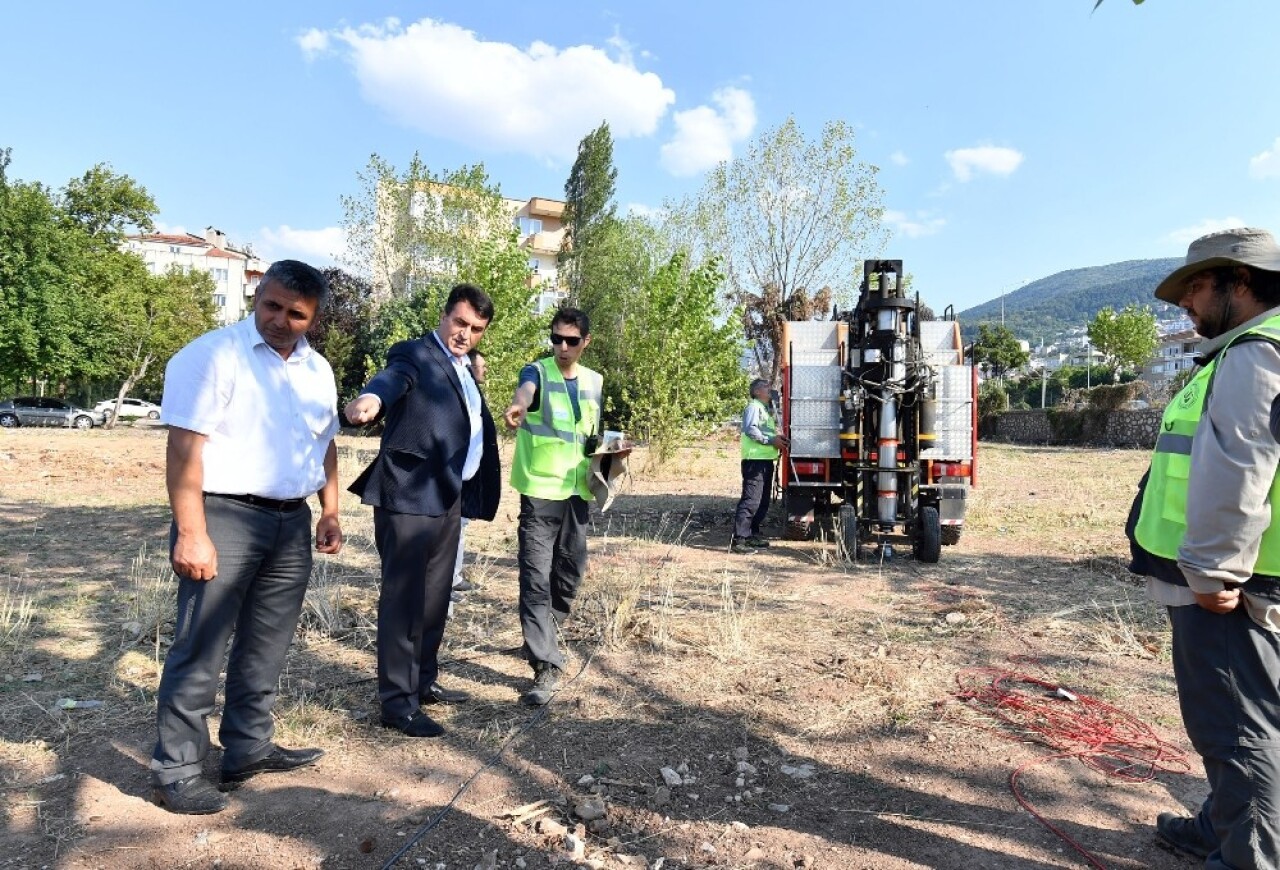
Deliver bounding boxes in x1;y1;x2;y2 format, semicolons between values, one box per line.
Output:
345;284;500;737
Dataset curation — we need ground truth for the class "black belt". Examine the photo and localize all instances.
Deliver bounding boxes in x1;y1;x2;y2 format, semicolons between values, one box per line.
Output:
204;492;307;511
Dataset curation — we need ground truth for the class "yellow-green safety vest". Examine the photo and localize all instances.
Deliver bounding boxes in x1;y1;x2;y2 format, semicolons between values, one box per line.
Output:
741;398;780;461
510;358;603;501
1134;314;1280;575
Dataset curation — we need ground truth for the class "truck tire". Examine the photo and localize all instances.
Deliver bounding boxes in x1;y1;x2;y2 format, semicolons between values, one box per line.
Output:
914;506;942;564
941;525;962;546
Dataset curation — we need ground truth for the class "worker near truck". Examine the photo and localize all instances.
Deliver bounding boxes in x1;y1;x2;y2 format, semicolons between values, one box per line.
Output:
1125;227;1280;866
732;378;788;554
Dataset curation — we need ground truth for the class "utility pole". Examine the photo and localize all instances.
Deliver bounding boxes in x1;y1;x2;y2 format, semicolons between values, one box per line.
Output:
1041;364;1048;409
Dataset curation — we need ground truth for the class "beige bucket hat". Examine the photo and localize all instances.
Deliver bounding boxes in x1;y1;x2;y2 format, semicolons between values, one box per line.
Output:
1154;227;1280;304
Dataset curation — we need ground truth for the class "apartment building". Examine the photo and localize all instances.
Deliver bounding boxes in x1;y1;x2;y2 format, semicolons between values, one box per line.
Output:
124;227;268;323
509;196;567;314
1142;328;1202;382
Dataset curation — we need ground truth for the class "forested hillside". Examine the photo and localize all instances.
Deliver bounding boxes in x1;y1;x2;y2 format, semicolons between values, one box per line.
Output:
958;258;1184;342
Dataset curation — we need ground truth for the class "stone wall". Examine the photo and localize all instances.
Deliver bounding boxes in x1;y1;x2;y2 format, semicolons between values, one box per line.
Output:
982;408;1163;449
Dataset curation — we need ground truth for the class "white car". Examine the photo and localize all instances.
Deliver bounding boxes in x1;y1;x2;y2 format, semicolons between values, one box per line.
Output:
95;397;162;422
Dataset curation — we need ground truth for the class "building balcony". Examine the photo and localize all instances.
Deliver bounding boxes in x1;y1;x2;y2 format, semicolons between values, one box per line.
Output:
523;230;564;255
527;198;565;218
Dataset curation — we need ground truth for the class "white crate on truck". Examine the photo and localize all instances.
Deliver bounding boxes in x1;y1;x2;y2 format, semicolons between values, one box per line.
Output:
920;364;973;460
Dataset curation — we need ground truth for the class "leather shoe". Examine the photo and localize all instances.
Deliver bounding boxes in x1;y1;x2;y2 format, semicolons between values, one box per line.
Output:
452;577;477;592
220;746;324;787
153;775;228;814
420;681;469;705
381;710;445;737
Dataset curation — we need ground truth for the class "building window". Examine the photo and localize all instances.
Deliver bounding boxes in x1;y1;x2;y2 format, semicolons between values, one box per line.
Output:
169;245;181;253
211;268;228;282
518;217;542;236
529;258;540;273
213;294;227;308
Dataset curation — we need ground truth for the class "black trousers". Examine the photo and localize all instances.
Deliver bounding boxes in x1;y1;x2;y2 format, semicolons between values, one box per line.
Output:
734;459;775;539
373;502;461;718
517;494;589;670
151;497;312;785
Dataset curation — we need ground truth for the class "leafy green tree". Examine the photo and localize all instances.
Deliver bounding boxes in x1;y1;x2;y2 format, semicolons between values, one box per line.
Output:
667;117;886;381
1087;304;1158;379
971;324;1030;380
560;122;618;300
310;268;376;402
62;163;156;239
101;266;218;426
341;153;519;299
618;253;745;463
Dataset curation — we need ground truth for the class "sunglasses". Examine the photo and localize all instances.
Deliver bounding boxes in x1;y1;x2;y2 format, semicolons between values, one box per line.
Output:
550;333;582;347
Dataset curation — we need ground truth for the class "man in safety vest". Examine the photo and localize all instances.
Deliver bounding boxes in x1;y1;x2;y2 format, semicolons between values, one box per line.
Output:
504;308;602;706
1126;228;1280;865
732;378;788;554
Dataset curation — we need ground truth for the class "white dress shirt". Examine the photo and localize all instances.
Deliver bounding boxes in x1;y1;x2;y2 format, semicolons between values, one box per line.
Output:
160;316;338;499
430;332;484;481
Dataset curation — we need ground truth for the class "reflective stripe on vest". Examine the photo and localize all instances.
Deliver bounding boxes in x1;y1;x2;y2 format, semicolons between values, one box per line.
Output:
510;358;602;500
1134;314;1280;574
740;399;780;460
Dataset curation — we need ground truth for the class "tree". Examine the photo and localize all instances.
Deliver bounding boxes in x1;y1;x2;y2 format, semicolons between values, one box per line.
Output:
1087;304;1158;379
61;163;156;240
101;266;218;426
668;117;886;381
560;122;618;300
971;324;1030;380
310;268;377;402
341;153;519;300
617;253;746;463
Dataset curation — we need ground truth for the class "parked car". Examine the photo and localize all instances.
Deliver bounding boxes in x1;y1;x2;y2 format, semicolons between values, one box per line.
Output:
0;397;107;429
94;397;162;422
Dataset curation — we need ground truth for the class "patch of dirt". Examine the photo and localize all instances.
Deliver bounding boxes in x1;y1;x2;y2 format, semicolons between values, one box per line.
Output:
0;431;1200;869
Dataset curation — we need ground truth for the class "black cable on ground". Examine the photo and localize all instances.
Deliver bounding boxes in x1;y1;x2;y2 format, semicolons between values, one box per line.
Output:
378;643;602;870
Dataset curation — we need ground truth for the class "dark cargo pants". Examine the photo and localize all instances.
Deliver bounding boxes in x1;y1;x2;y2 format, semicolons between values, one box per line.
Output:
1169;601;1280;870
517;494;589;670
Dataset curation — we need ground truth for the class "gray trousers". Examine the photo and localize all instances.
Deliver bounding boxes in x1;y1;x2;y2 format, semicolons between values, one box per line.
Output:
373;503;460;717
517;495;589;670
734;459;775;539
151;497;312;785
1169;602;1280;870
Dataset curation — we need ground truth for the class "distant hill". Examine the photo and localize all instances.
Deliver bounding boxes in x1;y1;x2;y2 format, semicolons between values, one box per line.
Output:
956;258;1185;342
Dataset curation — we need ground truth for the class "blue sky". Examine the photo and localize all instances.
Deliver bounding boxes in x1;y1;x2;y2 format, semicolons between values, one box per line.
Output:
3;1;1278;312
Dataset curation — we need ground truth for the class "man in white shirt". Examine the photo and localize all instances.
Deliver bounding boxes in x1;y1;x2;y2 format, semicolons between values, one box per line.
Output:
151;260;344;814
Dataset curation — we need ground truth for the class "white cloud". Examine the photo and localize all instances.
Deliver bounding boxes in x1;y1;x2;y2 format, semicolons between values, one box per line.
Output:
889;151;909;167
297;18;675;162
659;87;756;177
154;220;188;236
296;28;330;59
1167;217;1248;247
944;145;1024;182
257;225;347;266
884;209;945;239
1249;137;1280;179
625;202;666;220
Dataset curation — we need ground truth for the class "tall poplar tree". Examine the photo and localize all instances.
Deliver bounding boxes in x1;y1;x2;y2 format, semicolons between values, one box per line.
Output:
560;122;617;300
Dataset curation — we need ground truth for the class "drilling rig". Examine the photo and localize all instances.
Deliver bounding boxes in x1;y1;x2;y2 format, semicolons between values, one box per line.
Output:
779;260;976;562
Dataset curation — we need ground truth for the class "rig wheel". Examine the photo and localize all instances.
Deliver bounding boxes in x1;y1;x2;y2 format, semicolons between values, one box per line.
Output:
941;525;962;546
914;506;942;564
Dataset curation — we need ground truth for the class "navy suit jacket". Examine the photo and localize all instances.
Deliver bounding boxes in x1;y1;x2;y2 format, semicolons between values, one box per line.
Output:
348;335;500;520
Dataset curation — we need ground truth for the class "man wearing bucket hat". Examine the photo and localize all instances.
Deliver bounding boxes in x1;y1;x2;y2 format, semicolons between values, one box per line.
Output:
1125;228;1280;865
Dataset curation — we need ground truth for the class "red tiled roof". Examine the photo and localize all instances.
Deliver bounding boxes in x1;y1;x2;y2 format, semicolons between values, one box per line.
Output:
205;247;245;260
132;233;208;246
